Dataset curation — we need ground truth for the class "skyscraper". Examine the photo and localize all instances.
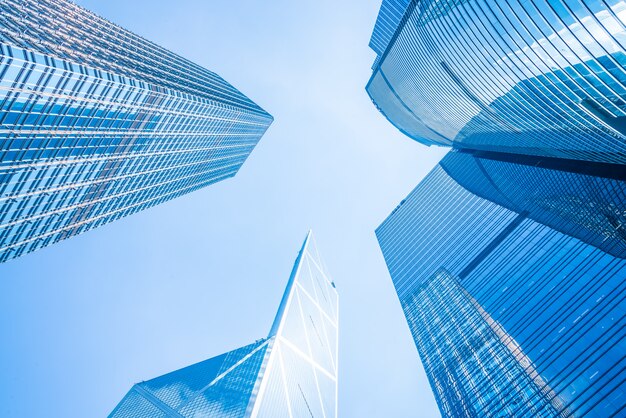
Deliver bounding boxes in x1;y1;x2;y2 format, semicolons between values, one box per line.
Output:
110;231;339;418
0;0;273;262
376;151;626;417
367;0;626;164
440;150;626;258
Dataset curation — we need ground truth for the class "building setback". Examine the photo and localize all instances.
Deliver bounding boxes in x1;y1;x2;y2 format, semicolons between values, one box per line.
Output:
376;151;626;417
368;1;626;416
366;0;626;164
0;0;273;262
110;231;338;418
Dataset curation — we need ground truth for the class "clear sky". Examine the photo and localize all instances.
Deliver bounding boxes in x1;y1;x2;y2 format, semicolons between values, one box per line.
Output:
0;1;447;416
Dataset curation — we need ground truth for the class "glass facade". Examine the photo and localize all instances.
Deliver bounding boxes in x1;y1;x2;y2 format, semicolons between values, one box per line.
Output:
110;341;270;418
440;150;626;258
407;269;565;417
0;0;273;262
369;0;411;57
376;152;626;417
367;0;626;163
110;231;339;418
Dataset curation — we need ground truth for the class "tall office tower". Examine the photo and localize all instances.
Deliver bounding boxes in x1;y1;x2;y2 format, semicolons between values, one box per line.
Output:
110;231;339;418
376;152;626;417
0;0;273;263
440;151;626;258
366;0;626;164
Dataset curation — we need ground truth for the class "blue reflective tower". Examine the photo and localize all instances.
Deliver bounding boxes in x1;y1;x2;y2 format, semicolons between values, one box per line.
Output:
376;152;626;417
439;151;626;258
367;0;626;164
110;231;339;418
0;0;273;262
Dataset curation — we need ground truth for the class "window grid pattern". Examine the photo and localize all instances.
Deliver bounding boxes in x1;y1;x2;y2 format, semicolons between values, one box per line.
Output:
0;0;273;262
1;0;266;114
367;0;626;164
405;269;564;418
109;233;338;418
369;0;411;57
376;155;626;417
110;341;270;418
440;150;626;258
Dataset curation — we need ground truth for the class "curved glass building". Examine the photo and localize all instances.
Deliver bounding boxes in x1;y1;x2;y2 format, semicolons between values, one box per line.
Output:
440;151;626;258
367;0;626;163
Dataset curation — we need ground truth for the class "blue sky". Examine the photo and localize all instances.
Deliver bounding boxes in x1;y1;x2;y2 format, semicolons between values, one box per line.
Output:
0;1;447;416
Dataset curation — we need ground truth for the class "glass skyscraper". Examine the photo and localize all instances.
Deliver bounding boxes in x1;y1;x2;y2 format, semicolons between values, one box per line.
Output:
110;231;339;418
376;151;626;417
367;0;626;164
440;150;626;258
0;0;273;262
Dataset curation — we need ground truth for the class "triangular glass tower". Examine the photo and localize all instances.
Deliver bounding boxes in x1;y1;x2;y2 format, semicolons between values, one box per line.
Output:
109;231;338;418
